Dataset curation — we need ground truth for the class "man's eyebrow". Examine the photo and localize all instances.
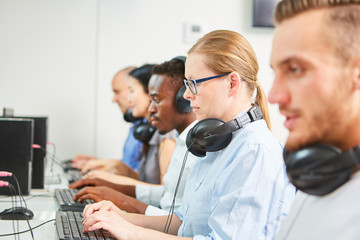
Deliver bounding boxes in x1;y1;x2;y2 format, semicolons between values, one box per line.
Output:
280;58;293;66
271;58;293;70
278;55;306;67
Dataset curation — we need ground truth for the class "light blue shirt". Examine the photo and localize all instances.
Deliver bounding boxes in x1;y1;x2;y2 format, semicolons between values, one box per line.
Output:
122;120;143;171
136;120;199;216
175;112;296;240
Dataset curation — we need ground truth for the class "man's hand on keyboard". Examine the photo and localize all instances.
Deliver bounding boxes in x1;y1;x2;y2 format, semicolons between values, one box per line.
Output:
69;178;137;198
69;178;115;189
71;154;95;169
81;170;142;186
74;186;148;214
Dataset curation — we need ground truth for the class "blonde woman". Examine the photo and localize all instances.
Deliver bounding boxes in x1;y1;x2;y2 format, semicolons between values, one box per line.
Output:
82;30;295;240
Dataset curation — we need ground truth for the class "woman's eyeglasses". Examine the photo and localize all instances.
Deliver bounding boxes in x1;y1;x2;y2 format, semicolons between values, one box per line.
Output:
183;73;230;95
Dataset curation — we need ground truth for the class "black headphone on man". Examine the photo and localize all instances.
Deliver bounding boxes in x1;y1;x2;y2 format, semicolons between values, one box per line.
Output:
284;143;360;196
133;56;192;143
186;105;263;157
171;56;193;114
133;120;156;144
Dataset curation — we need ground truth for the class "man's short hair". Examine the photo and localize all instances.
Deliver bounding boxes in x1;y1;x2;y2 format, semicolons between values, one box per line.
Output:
274;0;360;63
152;58;185;90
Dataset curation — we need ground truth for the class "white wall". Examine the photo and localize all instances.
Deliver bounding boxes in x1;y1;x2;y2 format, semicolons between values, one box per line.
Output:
0;0;288;160
0;0;98;160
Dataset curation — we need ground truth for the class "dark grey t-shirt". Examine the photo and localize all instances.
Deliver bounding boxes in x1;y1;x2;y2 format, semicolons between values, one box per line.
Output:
138;130;176;184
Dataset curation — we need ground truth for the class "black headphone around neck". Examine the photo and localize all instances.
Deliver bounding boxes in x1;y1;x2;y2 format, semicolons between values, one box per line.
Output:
186;105;263;157
126;109;156;143
284;143;360;196
133;120;156;144
171;56;192;114
123;109;142;123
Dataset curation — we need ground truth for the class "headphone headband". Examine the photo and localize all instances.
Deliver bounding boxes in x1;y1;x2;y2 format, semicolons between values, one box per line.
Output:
186;105;263;157
203;105;263;140
171;56;186;63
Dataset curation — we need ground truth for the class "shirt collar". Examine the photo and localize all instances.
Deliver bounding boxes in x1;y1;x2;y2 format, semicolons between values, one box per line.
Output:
178;120;198;142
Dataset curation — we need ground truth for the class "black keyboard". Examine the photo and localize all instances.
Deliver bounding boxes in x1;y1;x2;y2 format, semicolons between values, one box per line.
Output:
62;159;79;172
67;169;83;183
56;210;115;240
55;188;93;212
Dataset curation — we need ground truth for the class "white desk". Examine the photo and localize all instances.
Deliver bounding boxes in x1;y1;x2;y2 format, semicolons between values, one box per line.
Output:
0;168;69;240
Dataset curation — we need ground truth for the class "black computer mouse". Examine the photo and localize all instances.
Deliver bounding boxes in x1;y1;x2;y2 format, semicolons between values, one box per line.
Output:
0;206;34;220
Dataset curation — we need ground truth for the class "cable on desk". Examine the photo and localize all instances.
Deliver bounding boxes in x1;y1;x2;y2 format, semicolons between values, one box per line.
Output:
2;175;35;240
33;143;64;169
0;218;56;237
33;143;67;186
8;183;19;240
12;174;34;240
0;172;34;240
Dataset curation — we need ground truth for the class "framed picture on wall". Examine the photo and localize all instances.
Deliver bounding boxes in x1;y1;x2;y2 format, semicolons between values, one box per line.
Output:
253;0;280;27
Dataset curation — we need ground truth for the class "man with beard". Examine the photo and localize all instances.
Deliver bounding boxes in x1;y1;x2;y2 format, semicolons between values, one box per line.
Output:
269;1;360;239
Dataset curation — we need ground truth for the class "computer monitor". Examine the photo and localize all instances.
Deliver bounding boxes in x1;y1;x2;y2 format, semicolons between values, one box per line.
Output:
0;118;33;195
2;109;48;189
19;116;48;189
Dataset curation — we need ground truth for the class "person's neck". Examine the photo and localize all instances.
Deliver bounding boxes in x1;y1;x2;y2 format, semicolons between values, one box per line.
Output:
330;126;360;151
176;114;197;134
223;103;252;122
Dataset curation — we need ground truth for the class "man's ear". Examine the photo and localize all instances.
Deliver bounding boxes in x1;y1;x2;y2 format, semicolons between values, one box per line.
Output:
228;72;241;97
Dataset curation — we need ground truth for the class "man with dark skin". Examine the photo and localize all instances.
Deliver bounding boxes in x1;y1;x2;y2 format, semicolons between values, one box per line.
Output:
69;58;197;215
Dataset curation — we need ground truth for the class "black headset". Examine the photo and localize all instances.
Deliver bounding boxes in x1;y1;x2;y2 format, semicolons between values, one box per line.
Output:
133;120;156;144
123;109;142;123
176;85;192;113
284;143;360;196
171;56;193;114
186;105;263;157
126;109;155;143
132;56;191;143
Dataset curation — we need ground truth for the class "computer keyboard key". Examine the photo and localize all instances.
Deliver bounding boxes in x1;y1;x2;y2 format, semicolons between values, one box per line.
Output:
55;189;94;212
56;211;115;240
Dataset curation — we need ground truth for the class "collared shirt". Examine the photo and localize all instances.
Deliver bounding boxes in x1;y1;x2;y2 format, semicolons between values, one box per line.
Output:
275;170;360;240
136;120;199;216
122;120;143;171
175;111;296;240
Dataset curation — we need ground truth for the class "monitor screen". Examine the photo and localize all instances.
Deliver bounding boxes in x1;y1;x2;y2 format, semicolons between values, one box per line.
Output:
253;0;280;28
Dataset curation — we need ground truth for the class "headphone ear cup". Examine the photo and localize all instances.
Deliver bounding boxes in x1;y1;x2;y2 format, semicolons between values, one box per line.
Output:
175;85;192;113
284;144;352;196
186;118;232;157
123;109;142;123
133;123;156;143
186;127;207;157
